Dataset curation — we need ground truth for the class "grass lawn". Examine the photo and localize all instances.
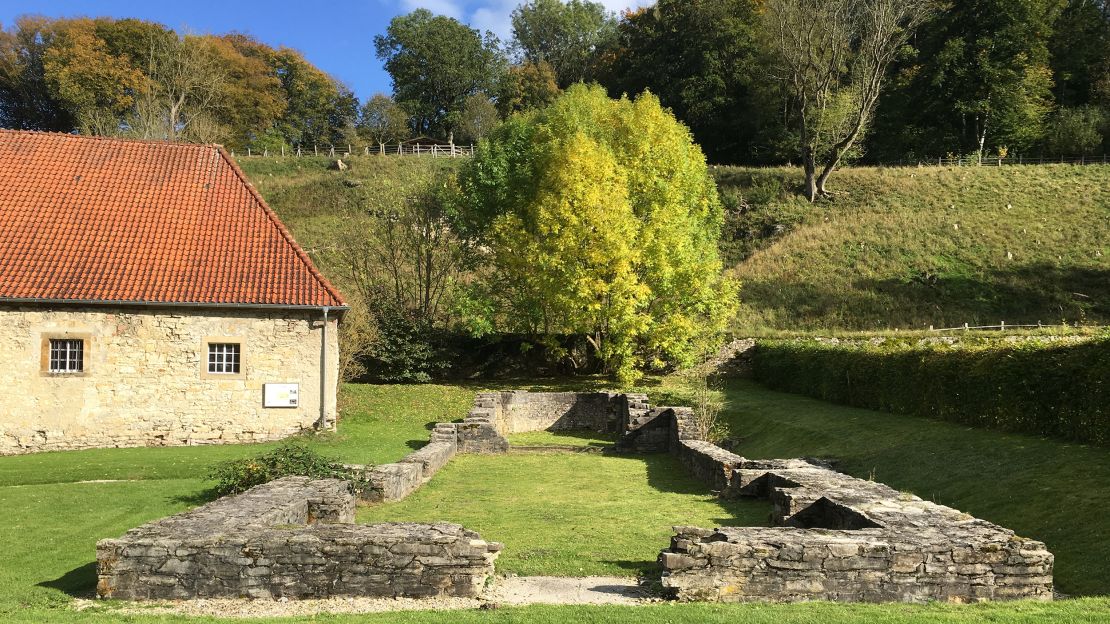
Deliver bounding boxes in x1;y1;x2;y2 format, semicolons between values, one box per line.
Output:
1;378;1109;622
358;452;769;576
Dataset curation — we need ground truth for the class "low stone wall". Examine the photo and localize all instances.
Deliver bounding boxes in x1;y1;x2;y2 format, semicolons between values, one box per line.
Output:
659;457;1054;603
674;439;744;493
456;396;510;453
97;477;502;600
470;391;649;438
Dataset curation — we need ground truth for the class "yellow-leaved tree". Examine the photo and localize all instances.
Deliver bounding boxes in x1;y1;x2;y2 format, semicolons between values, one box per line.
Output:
457;84;738;384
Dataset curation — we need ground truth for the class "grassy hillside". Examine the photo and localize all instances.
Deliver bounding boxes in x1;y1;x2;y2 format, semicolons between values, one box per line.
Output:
718;165;1109;331
239;157;1108;333
239;155;462;291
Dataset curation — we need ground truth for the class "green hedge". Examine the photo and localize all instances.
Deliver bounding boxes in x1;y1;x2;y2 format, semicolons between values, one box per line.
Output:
752;334;1110;445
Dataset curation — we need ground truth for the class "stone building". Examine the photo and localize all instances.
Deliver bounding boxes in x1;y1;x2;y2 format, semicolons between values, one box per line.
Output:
0;130;346;454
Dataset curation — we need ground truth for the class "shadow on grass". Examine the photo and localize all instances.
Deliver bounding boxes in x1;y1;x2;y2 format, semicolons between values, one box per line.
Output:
509;429;617;448
39;561;97;598
741;264;1110;329
169;488;219;506
641;452;773;529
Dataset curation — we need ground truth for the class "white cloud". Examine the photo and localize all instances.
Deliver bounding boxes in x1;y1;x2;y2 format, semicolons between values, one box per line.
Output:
392;0;657;40
399;0;464;20
470;0;517;39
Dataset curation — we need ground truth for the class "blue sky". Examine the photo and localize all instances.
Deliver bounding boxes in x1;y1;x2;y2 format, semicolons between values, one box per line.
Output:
0;0;652;100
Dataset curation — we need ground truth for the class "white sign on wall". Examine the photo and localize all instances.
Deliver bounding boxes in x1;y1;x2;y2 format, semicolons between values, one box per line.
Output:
263;383;299;408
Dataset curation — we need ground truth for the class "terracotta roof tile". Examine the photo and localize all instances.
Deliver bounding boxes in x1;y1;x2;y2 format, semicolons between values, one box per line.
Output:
0;130;345;308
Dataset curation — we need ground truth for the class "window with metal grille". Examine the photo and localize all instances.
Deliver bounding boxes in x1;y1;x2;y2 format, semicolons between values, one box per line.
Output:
207;343;241;374
49;339;84;373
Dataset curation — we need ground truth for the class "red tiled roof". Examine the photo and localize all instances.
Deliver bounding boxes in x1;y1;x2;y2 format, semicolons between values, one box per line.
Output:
0;130;345;308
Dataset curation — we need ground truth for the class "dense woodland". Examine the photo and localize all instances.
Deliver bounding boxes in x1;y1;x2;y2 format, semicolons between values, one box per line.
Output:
2;0;1108;164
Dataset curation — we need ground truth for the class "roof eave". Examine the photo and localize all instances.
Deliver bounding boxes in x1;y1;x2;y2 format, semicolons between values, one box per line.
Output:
0;297;349;313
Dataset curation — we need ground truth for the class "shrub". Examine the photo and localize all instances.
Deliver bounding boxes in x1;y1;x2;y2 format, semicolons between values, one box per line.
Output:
752;334;1110;445
686;370;729;444
207;441;368;497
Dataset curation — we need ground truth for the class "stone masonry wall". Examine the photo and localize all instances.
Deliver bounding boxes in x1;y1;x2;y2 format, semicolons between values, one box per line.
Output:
97;477;502;600
495;391;627;434
0;305;339;454
659;452;1054;603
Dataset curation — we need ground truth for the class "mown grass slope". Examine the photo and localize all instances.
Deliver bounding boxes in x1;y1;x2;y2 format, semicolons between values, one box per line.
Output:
239;156;1108;333
717;164;1109;331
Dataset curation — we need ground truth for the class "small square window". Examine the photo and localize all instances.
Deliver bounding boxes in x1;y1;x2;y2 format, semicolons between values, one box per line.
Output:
207;343;241;374
49;339;84;373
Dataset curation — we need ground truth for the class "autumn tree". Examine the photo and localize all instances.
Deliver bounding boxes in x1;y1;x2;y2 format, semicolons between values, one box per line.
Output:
456;85;738;384
0;17;75;131
358;93;411;146
762;0;933;201
374;9;504;138
496;60;560;117
270;47;358;147
41;19;144;135
211;34;287;149
510;0;616;87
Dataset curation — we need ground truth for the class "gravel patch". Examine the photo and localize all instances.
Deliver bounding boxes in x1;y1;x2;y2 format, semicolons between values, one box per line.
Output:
488;576;649;605
75;595;484;618
72;575;653;617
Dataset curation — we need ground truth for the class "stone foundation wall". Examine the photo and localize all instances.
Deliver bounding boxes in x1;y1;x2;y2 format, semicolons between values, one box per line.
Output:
659;453;1054;603
675;439;744;493
97;477;501;600
0;305;339;455
496;391;627;433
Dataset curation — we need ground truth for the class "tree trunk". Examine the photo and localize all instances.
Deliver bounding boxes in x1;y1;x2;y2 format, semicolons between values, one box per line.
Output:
803;147;818;203
976;115;988;165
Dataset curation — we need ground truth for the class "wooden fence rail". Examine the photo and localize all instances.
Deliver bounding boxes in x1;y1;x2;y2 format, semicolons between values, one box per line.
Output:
927;322;1090;332
885;154;1108;168
233;144;476;158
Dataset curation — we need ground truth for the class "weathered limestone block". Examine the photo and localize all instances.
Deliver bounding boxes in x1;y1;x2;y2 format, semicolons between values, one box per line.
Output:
364;463;423;503
399;441;455;479
659;450;1054;604
676;439;745;493
97;479;501;601
456;396;510;454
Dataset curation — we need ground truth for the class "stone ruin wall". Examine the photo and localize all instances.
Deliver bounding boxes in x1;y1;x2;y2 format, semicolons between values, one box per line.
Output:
96;477;502;600
98;389;1054;604
658;430;1054;603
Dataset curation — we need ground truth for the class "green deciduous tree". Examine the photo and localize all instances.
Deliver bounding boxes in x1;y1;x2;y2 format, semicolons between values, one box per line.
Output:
375;9;504;139
871;0;1062;161
598;0;764;164
358;93;411;146
457;85;738;384
1044;105;1106;154
454;93;500;143
510;0;616;87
